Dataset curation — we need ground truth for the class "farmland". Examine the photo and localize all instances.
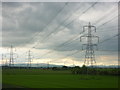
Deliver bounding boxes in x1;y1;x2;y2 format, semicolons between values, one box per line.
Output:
1;1;119;89
2;68;119;88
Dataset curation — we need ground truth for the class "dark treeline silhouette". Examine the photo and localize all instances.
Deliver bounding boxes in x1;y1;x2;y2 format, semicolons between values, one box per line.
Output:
71;65;120;76
2;65;120;76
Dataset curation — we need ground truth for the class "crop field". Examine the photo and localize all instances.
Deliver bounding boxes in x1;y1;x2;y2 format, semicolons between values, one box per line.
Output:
2;68;119;88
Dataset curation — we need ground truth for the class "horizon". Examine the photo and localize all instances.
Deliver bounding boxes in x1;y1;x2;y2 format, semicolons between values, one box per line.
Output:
0;2;119;66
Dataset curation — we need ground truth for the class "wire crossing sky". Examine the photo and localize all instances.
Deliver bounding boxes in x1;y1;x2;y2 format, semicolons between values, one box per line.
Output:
0;2;118;66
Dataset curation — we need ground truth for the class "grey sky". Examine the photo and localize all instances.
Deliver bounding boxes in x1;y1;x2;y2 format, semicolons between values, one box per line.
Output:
1;2;118;66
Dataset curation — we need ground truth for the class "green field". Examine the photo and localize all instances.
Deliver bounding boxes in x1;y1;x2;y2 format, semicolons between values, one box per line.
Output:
2;68;119;88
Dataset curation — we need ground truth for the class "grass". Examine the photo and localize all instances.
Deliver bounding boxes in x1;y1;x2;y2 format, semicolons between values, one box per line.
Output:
2;68;119;88
2;68;71;75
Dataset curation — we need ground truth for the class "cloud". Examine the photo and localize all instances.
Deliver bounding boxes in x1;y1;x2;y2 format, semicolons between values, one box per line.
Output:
1;2;118;66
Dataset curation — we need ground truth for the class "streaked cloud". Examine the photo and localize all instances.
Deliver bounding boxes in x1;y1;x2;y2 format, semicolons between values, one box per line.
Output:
1;2;118;66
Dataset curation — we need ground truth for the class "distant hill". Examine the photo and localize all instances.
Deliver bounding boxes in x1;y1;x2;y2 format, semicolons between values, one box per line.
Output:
2;63;63;68
1;63;120;68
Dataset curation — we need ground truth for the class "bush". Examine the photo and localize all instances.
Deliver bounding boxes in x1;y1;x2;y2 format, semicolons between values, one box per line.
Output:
71;67;119;76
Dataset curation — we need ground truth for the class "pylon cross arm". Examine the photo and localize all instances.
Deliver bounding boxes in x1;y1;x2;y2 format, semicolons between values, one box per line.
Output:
80;35;87;41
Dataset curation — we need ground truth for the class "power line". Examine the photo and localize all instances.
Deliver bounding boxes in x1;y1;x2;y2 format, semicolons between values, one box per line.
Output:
97;50;118;51
98;25;117;29
6;32;118;67
56;33;118;66
25;2;69;46
30;2;99;61
33;2;117;50
36;31;84;58
39;14;118;58
61;32;119;61
31;3;85;48
35;14;118;59
40;2;98;43
93;4;118;25
56;10;118;48
36;27;117;61
57;33;119;59
54;29;118;65
97;15;118;28
51;50;84;64
62;50;83;59
16;2;118;65
32;1;118;55
98;33;119;44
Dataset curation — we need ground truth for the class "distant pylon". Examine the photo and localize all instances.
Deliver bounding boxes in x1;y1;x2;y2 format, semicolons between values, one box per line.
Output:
9;45;14;67
80;22;99;66
27;50;33;68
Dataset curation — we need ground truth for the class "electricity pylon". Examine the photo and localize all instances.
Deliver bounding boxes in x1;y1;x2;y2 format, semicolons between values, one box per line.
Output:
80;22;99;66
9;45;16;67
27;50;33;68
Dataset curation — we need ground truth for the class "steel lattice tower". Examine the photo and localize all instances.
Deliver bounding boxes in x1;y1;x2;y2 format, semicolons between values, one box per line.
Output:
80;22;99;66
9;45;14;67
27;50;33;68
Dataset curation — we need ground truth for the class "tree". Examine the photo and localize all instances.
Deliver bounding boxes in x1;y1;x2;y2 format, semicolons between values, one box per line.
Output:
62;66;68;69
81;65;87;74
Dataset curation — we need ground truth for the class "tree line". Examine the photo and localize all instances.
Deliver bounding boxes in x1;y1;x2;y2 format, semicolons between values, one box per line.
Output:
71;65;120;76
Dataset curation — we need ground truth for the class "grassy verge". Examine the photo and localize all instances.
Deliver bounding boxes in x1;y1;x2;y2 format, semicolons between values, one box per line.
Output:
2;69;119;88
